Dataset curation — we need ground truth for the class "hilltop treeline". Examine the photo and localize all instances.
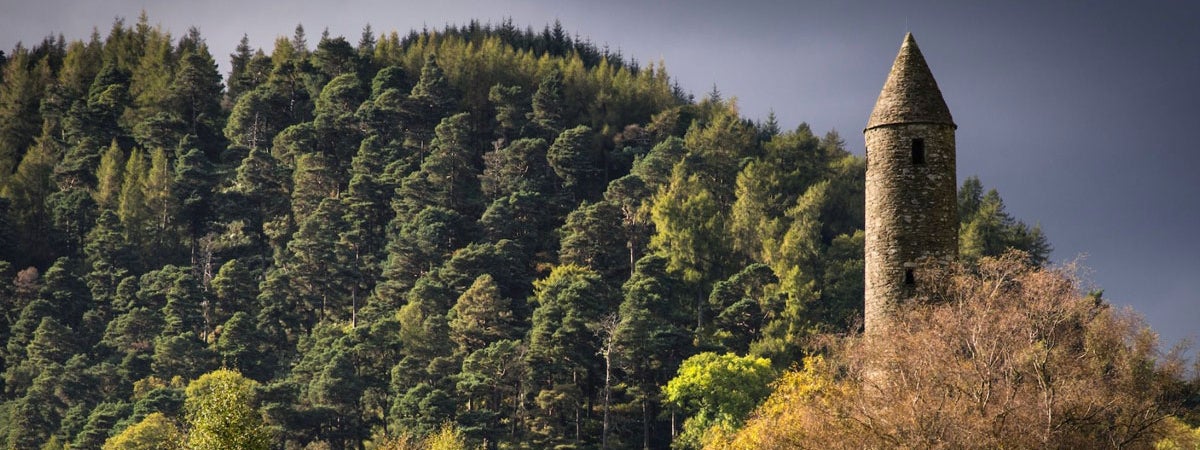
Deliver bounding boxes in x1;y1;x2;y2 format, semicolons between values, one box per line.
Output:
0;15;1050;449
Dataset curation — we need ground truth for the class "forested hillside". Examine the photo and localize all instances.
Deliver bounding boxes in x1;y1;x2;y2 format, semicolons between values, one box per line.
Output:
0;15;1050;449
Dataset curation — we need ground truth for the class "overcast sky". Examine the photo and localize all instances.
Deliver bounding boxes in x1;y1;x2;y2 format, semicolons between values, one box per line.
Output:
2;0;1197;350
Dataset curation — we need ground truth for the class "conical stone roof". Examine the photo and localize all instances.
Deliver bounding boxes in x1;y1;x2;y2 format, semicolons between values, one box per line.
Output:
866;33;955;130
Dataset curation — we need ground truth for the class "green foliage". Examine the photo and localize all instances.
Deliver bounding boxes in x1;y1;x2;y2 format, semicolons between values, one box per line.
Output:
0;17;1065;450
102;412;183;450
184;369;272;450
663;352;777;449
959;176;1052;264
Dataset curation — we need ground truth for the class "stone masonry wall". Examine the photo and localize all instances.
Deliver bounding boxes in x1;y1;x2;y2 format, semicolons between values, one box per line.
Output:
864;122;957;332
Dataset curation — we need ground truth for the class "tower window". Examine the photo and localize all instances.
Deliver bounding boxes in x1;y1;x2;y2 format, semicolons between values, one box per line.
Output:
904;268;915;285
911;138;926;164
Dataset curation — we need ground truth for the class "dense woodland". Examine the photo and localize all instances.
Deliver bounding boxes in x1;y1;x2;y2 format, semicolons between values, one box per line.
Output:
0;15;1076;449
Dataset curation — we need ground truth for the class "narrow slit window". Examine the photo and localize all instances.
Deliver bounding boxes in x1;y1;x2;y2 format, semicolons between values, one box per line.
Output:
911;138;926;164
904;268;915;285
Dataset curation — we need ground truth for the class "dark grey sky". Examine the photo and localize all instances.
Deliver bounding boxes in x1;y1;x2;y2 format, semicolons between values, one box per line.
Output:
3;0;1197;349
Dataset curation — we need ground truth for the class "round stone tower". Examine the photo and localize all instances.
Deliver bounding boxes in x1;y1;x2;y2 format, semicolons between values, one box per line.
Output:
864;33;957;333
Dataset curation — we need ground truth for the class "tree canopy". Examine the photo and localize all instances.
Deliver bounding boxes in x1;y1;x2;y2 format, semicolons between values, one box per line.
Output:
0;14;1154;450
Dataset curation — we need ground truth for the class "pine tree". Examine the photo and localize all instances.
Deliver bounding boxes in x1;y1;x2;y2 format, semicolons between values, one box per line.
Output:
27;316;76;369
225;85;290;150
226;34;257;104
395;113;482;219
547;125;600;206
173;142;215;261
525;264;617;446
170;38;225;156
1;137;57;267
559;200;629;283
480;137;551;200
215;311;270;381
85;210;133;306
402;53;457;151
528;69;564;137
448;274;516;357
616;255;691;449
488;84;530;142
287;197;351;325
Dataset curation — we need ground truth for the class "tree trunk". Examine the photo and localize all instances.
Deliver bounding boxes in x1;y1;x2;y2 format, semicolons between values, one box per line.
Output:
602;350;612;450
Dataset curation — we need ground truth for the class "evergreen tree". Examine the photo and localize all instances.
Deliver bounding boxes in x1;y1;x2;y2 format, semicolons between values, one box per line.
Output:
480;137;552;200
525;264;617;446
170;36;225;155
286;197;351;325
559;200;629;283
215;311;271;381
339;138;392;323
448;274;516;357
395;112;483;219
227;145;290;241
403;53;457;151
173;142;215;261
1;137;57;267
224;85;290;150
226;34;257;104
85;210;133;308
616;255;691;449
72;401;133;450
958;176;1052;264
27;316;77;370
547;125;600;206
313;73;366;170
488;84;530;142
528;69;564;137
311;35;360;83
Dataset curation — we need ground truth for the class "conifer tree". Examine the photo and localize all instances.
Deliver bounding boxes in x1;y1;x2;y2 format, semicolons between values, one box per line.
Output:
173;142;214;260
75;401;134;450
287;197;351;325
489;83;530;142
0;46;46;176
85;210;133;306
225;85;290;150
1;137;57;267
547;125;600;206
525;264;617;446
559;200;629;283
117;148;149;250
94;140;126;211
403;53;457;151
529;69;565;137
226;34;257;104
143;146;179;263
170;37;225;155
448;274;515;357
395;113;482;219
616;255;691;449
